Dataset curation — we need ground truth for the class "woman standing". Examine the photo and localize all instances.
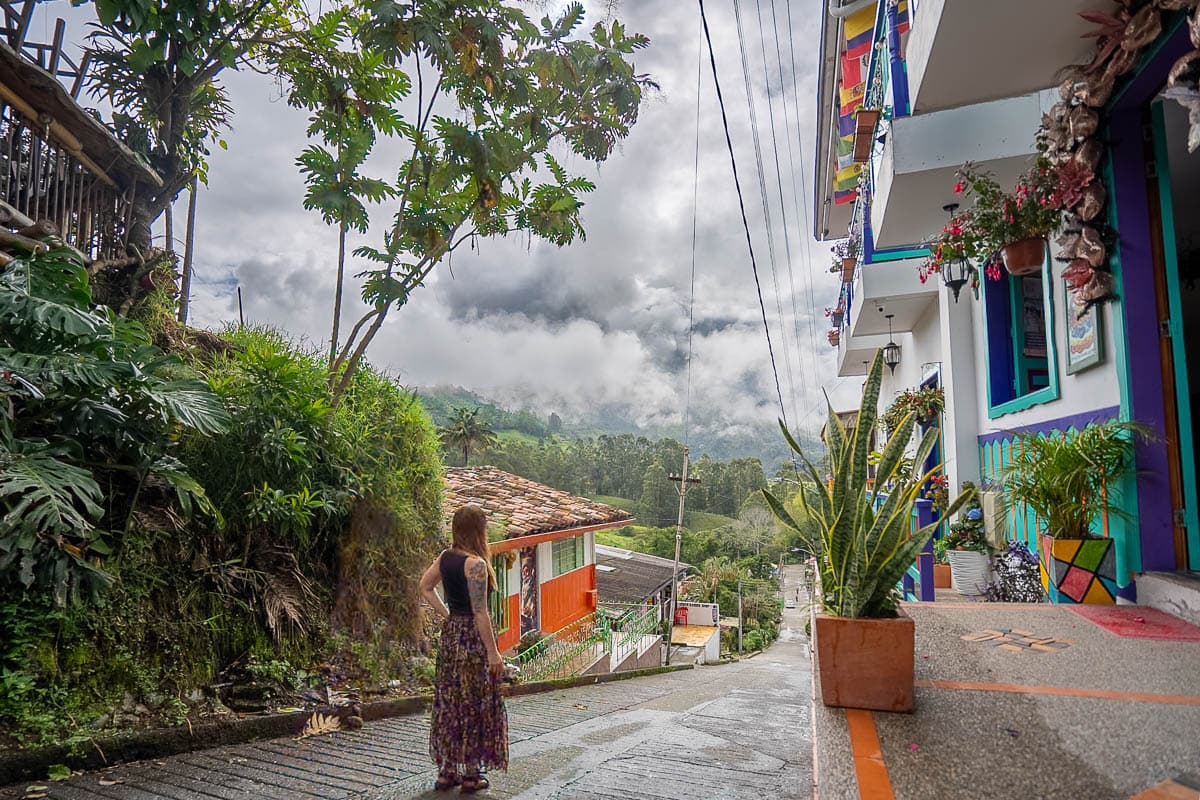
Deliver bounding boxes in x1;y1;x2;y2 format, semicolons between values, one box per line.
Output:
420;504;509;793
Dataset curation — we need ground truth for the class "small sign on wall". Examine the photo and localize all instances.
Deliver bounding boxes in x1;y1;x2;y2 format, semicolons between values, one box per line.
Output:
1065;281;1104;374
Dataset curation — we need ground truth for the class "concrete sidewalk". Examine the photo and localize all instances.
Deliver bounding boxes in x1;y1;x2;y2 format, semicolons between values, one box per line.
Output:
813;601;1200;800
2;568;815;800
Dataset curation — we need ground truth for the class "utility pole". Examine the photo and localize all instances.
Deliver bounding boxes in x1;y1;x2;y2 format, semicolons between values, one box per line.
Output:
665;447;700;665
737;578;743;655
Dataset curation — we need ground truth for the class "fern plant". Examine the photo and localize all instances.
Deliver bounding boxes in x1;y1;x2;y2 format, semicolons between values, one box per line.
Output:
1000;420;1146;540
0;249;229;605
763;350;971;618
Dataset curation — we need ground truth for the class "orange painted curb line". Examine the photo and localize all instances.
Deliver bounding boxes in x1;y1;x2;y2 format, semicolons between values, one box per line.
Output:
900;602;1061;610
917;680;1200;707
845;709;896;800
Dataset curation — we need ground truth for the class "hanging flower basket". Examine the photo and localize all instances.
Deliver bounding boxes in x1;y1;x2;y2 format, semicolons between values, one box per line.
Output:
1003;237;1047;276
852;108;881;162
841;259;855;283
828;329;841;346
830;310;845;327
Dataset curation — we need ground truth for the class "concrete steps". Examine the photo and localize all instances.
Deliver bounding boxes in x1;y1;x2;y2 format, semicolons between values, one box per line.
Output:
1138;571;1200;627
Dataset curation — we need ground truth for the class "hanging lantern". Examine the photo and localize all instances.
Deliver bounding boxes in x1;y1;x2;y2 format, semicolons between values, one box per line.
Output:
940;203;971;302
882;313;901;375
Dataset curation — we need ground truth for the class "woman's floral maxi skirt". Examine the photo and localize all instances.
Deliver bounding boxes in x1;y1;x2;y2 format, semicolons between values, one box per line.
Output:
430;615;509;774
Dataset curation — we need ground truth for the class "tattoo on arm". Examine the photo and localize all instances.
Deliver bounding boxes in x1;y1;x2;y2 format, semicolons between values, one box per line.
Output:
467;558;489;614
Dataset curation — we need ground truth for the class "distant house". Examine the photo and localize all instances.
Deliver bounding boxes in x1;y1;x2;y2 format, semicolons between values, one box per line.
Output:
443;467;634;654
595;544;688;622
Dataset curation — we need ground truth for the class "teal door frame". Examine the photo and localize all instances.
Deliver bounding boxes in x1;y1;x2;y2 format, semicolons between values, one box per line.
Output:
1150;101;1200;568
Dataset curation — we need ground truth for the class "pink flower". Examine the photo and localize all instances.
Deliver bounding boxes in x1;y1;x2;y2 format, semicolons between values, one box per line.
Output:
953;181;964;193
985;261;1002;282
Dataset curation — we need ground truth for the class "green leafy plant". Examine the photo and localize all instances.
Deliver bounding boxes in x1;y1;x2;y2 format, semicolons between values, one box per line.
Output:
1001;420;1146;540
762;351;971;618
0;249;228;605
941;482;989;553
880;386;944;438
955;160;1062;253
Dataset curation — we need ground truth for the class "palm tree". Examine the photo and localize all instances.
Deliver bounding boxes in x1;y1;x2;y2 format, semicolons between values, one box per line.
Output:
439;408;499;466
683;557;738;604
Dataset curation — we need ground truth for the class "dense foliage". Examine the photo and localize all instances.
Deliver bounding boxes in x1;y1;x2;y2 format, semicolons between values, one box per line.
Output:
0;288;443;744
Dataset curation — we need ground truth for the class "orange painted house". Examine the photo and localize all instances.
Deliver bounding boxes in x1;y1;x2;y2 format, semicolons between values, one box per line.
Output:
444;467;634;654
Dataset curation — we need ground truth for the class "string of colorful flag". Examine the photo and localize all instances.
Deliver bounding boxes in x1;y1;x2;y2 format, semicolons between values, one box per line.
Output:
832;0;908;206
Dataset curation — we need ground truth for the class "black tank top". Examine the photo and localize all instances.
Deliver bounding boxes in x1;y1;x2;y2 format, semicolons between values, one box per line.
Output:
440;550;475;616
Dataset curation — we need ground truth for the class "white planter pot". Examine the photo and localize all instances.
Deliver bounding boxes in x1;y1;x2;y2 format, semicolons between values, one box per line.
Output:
946;550;991;597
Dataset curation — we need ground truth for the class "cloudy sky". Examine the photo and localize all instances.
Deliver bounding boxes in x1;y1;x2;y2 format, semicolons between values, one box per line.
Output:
50;0;858;447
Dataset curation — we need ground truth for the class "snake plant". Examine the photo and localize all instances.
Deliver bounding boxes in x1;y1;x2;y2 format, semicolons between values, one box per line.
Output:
763;350;971;618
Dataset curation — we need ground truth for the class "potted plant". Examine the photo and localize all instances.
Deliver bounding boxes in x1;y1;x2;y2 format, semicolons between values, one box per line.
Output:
955;160;1062;276
916;207;989;292
941;483;992;597
1001;420;1145;604
825;303;845;328
880;386;945;438
832;235;859;282
827;328;841;347
932;538;952;589
763;350;970;712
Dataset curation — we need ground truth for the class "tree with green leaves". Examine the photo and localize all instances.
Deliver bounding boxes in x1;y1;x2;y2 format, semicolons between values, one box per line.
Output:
637;460;676;527
274;7;404;365
80;0;293;252
324;1;655;399
438;407;498;466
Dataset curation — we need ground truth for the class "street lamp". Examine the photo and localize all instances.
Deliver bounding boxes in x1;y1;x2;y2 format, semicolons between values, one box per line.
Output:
940;203;971;302
882;313;900;375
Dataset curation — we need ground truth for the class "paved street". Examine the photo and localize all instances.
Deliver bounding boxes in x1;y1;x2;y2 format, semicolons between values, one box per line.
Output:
3;568;814;800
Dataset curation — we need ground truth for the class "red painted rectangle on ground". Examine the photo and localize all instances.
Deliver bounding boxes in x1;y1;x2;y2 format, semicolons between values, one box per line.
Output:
1067;606;1200;641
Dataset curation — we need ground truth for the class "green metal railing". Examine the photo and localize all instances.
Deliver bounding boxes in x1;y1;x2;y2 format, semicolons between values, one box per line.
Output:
514;612;604;682
604;602;659;669
514;602;662;682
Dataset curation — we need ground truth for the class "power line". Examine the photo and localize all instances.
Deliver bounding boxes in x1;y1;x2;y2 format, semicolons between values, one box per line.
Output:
696;0;791;431
770;0;821;389
784;0;832;437
753;0;811;413
684;16;703;449
732;0;800;426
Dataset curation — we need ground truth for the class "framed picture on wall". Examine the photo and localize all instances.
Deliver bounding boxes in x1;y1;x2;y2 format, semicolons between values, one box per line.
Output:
1065;281;1104;374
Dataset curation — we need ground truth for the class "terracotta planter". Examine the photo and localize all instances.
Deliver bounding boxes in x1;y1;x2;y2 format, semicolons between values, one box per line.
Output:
1002;237;1047;276
814;610;914;712
946;549;990;596
852;109;881;162
841;258;855;282
933;563;951;589
828;330;841;346
1038;534;1116;604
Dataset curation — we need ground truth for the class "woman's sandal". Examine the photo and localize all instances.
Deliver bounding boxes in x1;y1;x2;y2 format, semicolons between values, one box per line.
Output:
434;773;460;791
460;774;489;794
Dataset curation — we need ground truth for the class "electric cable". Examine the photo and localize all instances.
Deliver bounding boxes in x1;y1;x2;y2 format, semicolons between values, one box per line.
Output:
697;0;791;432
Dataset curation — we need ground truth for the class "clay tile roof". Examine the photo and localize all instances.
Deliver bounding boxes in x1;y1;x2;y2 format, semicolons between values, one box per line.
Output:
444;466;635;539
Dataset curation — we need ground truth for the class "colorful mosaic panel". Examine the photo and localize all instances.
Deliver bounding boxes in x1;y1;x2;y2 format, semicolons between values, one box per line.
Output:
1039;535;1116;605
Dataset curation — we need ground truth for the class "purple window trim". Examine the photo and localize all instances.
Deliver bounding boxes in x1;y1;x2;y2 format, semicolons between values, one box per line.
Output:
975;406;1121;447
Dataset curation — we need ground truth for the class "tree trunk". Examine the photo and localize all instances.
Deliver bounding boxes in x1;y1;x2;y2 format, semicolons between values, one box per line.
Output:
464;445;469;466
329;223;347;364
164;204;174;254
178;175;198;324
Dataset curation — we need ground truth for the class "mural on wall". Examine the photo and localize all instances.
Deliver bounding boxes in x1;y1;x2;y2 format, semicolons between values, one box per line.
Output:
1065;280;1104;373
520;547;539;635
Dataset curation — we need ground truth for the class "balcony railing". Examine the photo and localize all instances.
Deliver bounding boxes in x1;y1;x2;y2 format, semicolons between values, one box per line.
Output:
514;612;605;682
